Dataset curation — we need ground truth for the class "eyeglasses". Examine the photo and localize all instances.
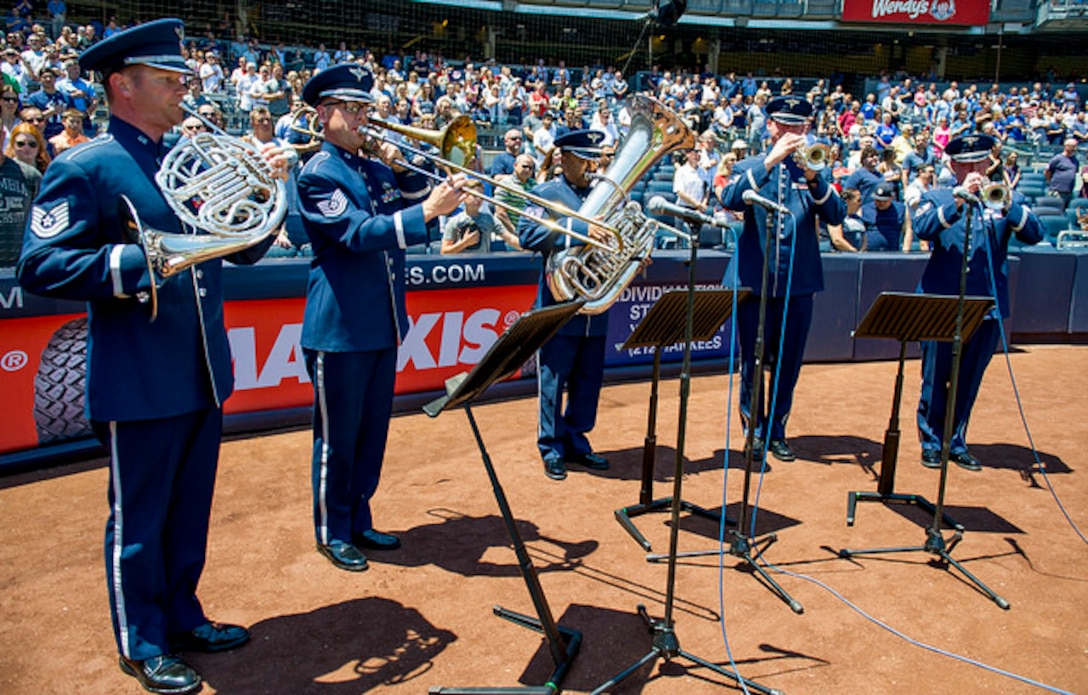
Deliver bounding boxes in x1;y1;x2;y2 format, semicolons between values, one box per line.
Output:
25;116;44;123
327;100;366;116
1;96;16;102
14;139;37;148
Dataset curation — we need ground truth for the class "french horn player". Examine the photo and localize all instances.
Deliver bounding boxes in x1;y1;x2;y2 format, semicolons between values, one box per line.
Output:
15;19;294;695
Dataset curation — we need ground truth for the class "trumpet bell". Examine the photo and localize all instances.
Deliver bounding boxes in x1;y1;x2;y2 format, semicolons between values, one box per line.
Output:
794;144;828;172
981;183;1009;211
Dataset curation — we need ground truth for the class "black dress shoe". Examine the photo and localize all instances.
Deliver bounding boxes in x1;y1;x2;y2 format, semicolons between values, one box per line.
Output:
566;452;609;470
119;654;202;695
768;439;796;462
951;450;983;471
543;455;567;480
920;449;942;468
170;622;250;654
317;540;369;571
354;528;401;551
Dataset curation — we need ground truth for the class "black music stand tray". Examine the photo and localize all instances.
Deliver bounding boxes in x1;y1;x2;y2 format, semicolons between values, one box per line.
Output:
424;300;584;695
846;292;993;528
614;288;749;552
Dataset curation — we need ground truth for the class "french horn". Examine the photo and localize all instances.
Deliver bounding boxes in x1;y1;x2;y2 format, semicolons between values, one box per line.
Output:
122;108;289;321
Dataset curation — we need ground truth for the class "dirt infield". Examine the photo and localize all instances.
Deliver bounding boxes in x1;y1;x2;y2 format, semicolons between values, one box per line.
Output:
1;345;1086;695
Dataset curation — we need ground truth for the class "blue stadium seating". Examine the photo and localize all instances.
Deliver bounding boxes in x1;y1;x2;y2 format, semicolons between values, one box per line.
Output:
1038;214;1071;244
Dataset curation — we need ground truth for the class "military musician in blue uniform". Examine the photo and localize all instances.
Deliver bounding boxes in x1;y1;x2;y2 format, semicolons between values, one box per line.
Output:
517;129;612;481
717;96;846;461
296;65;465;571
913;133;1043;470
15;19;292;695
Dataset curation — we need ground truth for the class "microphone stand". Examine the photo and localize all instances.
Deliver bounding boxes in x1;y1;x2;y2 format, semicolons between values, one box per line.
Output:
839;194;1009;609
591;221;781;695
726;202;805;614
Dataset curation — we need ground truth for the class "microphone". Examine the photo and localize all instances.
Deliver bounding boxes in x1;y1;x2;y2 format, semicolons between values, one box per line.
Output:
647;196;727;228
953;186;980;205
742;189;793;216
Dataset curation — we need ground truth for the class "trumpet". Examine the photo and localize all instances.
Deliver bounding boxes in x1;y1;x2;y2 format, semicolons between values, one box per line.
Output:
792;143;828;172
980;183;1010;211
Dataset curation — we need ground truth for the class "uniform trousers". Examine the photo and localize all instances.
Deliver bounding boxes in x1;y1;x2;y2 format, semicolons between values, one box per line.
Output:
536;333;606;461
93;408;222;661
737;293;813;442
305;348;395;546
917;317;1001;455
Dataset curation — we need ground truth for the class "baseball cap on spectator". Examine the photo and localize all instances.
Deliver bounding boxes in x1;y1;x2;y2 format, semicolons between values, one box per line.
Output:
731;139;748;150
872;182;895;201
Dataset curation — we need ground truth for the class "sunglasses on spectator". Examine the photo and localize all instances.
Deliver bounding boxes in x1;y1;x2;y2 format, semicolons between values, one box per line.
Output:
25;116;44;122
14;139;38;148
1;96;17;103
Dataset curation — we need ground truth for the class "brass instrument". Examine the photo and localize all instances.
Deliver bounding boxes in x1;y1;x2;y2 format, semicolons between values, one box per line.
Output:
980;183;1010;211
285;105;323;154
793;143;828;172
545;95;695;314
359;114;622;252
122;105;288;321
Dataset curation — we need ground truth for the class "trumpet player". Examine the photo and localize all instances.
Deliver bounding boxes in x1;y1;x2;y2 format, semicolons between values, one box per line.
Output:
717;96;846;462
913;133;1044;471
16;20;295;694
295;64;466;571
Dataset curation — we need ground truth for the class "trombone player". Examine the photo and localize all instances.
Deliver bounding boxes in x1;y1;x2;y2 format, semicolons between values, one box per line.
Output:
295;64;466;571
16;19;295;695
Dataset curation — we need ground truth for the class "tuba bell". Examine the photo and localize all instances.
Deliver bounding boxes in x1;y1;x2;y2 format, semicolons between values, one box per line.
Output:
545;95;695;315
122;125;288;321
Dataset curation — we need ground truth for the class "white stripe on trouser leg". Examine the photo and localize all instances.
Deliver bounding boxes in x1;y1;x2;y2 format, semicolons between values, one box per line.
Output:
316;352;331;545
108;421;132;658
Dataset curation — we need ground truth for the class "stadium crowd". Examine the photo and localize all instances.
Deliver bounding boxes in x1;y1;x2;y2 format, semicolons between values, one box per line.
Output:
2;9;1088;263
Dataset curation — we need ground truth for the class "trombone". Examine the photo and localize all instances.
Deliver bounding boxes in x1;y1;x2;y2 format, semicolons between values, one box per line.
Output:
290;105;621;252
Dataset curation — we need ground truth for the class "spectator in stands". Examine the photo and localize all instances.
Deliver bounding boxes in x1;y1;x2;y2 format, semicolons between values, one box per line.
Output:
1;46;31;92
6;116;50;172
902;130;936;182
235;61;260;114
827;187;863;252
494;153;535;235
904;162;937;215
442;179;518;253
531;110;556;167
55;58;96;133
489;128;523;178
182;75;210;112
932;115;952;156
860;181;912;252
589;101;619;147
877;147;906;200
985;139;1005;183
20;31;46;80
23;66;72;139
1003;150;1021;190
0;114;39;266
47;107;87;153
843;145;882;204
674;147;709;215
199;51;223;93
1046;137;1079;206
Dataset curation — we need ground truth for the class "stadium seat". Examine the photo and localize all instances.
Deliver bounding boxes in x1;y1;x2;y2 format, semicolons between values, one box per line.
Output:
1038;214;1071;244
1033;197;1065;214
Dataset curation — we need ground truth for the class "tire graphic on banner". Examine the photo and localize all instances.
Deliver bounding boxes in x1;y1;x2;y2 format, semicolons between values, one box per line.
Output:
33;317;92;444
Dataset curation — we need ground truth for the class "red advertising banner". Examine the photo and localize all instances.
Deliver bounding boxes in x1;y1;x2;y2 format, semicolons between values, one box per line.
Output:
0;286;537;456
841;0;989;24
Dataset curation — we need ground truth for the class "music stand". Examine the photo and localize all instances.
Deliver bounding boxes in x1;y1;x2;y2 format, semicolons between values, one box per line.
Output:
424;300;584;695
614;288;750;552
846;292;993;527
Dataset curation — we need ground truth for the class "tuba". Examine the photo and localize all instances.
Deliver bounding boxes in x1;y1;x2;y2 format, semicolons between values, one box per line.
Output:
122;123;288;321
546;95;695;314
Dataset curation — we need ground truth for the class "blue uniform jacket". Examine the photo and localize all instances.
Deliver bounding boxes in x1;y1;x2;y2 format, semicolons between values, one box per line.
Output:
517;173;608;337
16;117;269;421
297;140;432;352
719;155;845;296
913;188;1043;318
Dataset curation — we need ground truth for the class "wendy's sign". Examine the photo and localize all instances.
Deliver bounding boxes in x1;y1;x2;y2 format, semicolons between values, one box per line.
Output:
841;0;990;24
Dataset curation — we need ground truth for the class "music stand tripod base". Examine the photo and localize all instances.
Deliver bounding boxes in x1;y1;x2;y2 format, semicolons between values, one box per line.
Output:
424;301;586;693
614;289;748;551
